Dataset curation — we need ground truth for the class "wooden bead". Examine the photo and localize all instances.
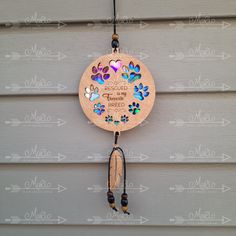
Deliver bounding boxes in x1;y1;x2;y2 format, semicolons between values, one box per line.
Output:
109;203;116;208
112;34;119;40
122;206;128;212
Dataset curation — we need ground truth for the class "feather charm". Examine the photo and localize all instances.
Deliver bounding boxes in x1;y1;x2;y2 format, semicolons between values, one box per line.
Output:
109;149;123;190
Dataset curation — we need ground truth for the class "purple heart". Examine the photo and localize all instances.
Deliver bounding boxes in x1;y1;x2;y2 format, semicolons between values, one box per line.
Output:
109;60;122;73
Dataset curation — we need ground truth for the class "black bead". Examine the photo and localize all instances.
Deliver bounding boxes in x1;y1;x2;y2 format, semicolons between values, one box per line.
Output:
121;199;128;206
111;40;119;48
108;195;115;203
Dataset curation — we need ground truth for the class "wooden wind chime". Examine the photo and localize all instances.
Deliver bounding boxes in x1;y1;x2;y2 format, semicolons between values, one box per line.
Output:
79;0;155;214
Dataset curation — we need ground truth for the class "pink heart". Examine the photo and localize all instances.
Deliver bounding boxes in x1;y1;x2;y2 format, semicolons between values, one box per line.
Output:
109;60;122;73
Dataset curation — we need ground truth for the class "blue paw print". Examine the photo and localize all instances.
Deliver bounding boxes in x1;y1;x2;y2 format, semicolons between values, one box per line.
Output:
128;102;140;115
105;115;113;123
122;61;141;83
133;83;149;101
93;103;105;115
121;115;129;123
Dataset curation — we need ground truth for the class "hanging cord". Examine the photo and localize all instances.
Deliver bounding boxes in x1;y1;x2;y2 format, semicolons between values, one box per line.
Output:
111;0;119;52
107;132;130;215
113;0;117;35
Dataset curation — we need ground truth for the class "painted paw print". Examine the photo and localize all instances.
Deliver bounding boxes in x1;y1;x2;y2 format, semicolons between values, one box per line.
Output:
122;61;141;83
93;103;105;115
105;115;113;123
114;120;120;126
134;83;149;101
128;102;140;115
121;115;129;123
84;84;100;101
91;62;110;85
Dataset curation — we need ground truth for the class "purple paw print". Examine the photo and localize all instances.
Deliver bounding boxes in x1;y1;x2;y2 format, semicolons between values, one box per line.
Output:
91;63;110;85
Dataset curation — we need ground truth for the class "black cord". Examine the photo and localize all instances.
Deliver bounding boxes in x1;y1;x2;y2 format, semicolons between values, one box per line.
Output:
113;0;116;35
116;147;126;194
111;0;119;50
114;131;119;145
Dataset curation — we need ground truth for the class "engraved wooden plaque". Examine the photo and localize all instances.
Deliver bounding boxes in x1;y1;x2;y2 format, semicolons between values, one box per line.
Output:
79;53;155;132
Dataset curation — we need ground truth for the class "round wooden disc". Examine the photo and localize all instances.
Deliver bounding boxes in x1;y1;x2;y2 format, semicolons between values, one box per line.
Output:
79;52;156;132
